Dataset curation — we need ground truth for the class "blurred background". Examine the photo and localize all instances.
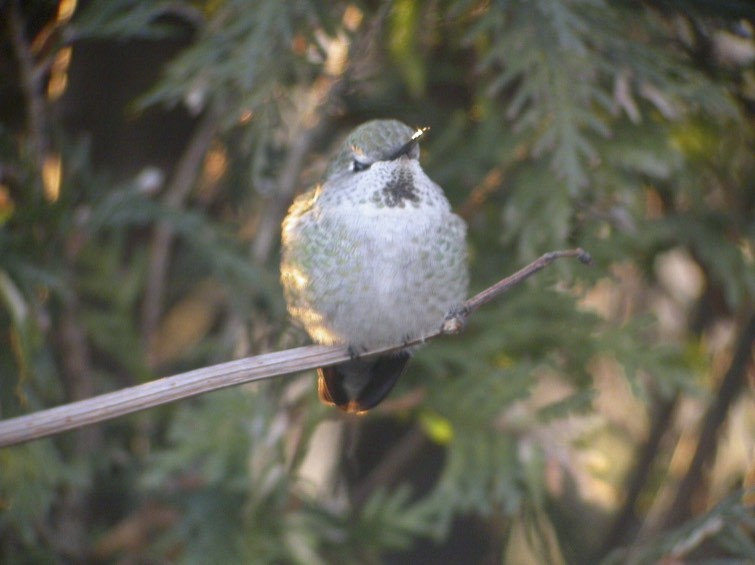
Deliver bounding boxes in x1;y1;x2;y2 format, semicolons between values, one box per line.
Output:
1;0;753;563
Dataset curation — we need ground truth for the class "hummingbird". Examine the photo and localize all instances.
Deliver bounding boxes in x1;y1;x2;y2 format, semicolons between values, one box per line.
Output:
280;119;468;413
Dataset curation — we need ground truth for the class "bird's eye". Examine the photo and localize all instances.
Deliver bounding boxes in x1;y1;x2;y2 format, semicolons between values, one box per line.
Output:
352;159;371;172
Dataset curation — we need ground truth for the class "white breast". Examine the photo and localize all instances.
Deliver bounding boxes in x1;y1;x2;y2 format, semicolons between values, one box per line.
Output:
282;159;468;348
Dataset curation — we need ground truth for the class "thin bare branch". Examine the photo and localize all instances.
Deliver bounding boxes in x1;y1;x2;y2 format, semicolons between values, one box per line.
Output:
142;109;219;354
251;49;356;262
0;248;590;447
457;143;532;222
1;344;349;447
251;110;333;263
351;425;428;507
597;392;679;558
658;313;755;530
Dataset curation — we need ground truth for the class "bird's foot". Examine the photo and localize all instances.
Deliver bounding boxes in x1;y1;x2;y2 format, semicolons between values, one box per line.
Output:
347;344;369;360
442;305;469;335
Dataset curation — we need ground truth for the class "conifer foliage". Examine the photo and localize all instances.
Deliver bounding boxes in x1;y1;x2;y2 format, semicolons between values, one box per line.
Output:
1;1;753;562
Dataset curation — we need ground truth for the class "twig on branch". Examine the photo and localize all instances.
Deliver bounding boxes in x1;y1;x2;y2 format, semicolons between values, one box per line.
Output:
0;248;591;447
441;248;592;334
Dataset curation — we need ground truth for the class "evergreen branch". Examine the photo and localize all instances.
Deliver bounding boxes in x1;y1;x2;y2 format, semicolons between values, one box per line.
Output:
7;0;49;190
0;248;591;447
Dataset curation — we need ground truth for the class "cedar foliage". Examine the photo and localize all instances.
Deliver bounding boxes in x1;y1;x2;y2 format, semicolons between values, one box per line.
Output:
1;0;754;563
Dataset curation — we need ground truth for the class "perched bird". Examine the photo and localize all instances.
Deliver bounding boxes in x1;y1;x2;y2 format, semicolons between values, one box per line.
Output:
281;119;468;413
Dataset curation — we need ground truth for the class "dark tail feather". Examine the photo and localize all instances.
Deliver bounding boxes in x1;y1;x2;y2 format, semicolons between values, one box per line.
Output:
317;352;411;413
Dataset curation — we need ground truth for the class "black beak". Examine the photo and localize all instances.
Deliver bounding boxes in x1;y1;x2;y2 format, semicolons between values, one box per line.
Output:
386;127;429;161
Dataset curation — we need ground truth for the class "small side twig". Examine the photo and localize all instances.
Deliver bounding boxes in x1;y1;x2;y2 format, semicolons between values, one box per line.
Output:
0;248;590;447
441;248;592;334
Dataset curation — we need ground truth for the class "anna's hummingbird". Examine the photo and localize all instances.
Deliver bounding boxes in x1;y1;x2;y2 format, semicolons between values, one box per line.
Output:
281;119;468;413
